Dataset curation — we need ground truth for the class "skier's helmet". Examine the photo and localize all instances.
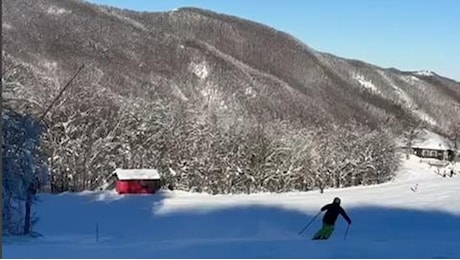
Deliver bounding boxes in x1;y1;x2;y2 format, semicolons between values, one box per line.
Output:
333;197;341;204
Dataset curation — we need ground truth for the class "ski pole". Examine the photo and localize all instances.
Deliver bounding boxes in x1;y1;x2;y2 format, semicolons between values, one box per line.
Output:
298;211;321;235
344;224;350;240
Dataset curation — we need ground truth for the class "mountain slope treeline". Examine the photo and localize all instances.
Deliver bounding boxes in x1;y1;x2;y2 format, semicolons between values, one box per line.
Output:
2;0;459;207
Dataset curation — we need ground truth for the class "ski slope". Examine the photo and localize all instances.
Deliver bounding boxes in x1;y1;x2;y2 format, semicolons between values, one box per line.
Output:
3;156;460;258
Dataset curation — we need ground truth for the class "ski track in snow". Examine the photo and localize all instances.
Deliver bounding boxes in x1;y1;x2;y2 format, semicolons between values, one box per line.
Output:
3;155;460;258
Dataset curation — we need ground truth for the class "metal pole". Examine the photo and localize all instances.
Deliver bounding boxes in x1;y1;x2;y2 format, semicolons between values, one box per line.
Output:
39;63;84;122
298;211;321;235
344;224;350;240
96;222;99;243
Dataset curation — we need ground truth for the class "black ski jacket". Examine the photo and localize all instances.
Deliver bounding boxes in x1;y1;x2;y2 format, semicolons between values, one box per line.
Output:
321;203;352;225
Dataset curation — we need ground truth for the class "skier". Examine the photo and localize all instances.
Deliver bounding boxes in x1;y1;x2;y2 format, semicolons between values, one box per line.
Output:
313;197;352;240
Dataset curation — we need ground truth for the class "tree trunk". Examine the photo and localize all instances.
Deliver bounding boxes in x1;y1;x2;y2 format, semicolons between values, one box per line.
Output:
24;181;38;235
335;173;340;188
23;192;32;235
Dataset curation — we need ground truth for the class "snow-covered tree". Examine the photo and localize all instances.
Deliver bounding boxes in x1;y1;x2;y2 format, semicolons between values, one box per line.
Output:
402;121;425;159
2;66;47;236
2;110;45;235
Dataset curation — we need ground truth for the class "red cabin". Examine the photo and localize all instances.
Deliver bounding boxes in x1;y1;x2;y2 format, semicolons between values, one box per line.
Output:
114;168;162;194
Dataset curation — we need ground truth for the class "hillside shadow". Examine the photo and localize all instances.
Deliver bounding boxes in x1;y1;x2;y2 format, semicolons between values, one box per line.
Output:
26;191;170;239
144;205;460;259
4;194;460;259
147;204;460;238
343;206;460;241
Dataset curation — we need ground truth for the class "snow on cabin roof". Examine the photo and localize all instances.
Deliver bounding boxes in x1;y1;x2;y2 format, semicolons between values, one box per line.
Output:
412;130;453;150
114;168;161;180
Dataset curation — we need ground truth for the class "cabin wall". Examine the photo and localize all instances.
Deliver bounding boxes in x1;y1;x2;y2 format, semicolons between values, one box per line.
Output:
413;148;454;161
116;180;161;194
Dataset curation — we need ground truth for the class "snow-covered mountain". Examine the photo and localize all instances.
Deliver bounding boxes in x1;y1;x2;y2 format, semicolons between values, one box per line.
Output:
3;0;459;130
2;0;460;194
413;70;436;77
3;155;460;258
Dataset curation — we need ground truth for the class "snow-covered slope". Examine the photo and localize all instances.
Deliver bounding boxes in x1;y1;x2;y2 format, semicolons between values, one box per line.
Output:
413;70;436;77
155;157;459;215
3;156;460;258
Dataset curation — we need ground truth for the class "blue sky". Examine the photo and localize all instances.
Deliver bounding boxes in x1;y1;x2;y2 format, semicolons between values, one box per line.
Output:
86;0;460;81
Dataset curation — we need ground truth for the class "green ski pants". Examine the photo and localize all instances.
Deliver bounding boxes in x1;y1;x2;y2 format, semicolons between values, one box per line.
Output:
313;223;334;240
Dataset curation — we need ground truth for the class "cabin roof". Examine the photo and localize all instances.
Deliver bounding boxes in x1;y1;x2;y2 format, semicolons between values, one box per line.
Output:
114;168;161;180
412;130;453;150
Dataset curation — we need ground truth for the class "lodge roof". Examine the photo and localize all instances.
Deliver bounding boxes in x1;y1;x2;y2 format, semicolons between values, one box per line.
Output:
412;130;453;150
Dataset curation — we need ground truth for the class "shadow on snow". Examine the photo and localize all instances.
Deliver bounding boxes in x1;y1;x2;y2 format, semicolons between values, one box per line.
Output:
3;193;460;259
